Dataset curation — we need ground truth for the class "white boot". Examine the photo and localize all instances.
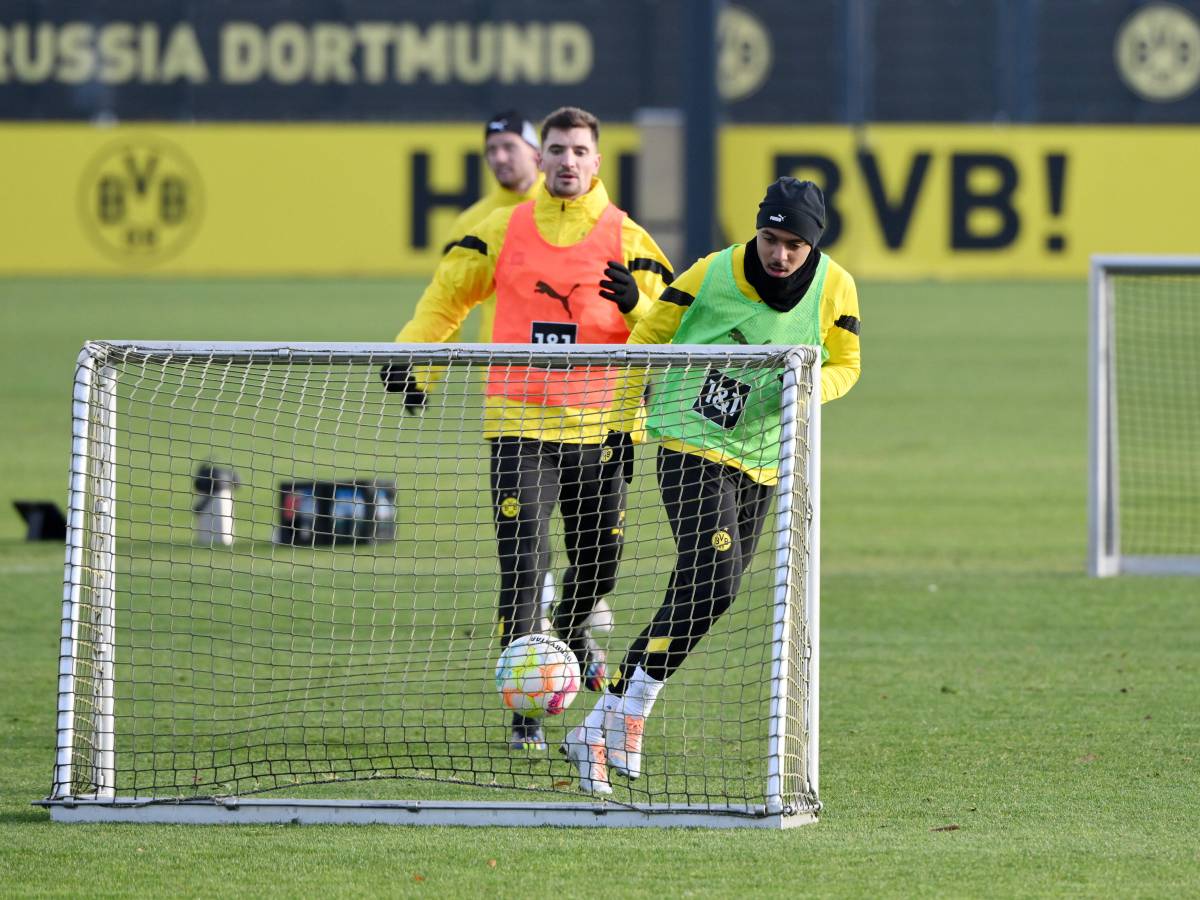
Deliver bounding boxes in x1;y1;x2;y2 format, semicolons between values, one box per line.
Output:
559;726;612;796
604;708;646;780
605;667;664;780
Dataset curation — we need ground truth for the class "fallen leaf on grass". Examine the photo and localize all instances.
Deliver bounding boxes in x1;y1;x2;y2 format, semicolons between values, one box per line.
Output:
930;824;960;832
413;874;425;883
553;780;572;788
487;860;497;869
1077;753;1098;764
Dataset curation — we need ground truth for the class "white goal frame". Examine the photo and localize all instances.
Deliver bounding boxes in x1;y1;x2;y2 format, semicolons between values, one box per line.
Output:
40;340;821;828
1088;255;1200;576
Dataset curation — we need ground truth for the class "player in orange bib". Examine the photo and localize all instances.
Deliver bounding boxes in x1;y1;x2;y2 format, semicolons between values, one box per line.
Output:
384;106;674;752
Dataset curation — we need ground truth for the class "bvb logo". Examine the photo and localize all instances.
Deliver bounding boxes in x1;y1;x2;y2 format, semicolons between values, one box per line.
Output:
718;5;772;101
1115;3;1200;101
711;529;733;552
500;496;521;518
78;138;204;266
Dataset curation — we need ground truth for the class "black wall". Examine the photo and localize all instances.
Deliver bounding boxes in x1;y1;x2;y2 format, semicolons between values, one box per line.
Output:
2;0;1198;122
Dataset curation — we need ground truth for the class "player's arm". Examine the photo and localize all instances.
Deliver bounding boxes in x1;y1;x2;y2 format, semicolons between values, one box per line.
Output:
395;206;515;345
606;256;712;434
439;202;481;256
395;242;496;345
819;264;861;403
599;219;676;327
626;253;712;344
384;209;512;407
433;202;487;345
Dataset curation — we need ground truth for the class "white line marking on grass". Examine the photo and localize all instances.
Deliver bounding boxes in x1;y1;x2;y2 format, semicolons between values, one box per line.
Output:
0;563;60;575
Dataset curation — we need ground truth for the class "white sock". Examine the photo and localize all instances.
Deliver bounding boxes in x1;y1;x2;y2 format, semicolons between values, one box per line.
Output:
583;692;620;744
621;666;665;719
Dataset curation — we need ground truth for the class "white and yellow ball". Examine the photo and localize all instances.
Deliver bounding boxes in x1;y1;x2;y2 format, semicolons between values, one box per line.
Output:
494;634;580;717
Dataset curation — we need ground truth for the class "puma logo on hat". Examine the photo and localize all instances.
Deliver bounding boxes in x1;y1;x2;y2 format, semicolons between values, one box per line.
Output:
484;110;539;149
757;178;826;248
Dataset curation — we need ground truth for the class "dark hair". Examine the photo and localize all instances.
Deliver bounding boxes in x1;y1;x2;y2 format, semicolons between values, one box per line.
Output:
540;106;600;145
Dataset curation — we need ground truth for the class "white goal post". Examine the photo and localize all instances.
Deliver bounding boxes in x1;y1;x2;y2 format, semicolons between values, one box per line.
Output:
1089;255;1200;576
41;340;821;828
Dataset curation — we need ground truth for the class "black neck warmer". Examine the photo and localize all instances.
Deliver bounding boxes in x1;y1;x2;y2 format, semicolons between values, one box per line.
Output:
743;237;821;312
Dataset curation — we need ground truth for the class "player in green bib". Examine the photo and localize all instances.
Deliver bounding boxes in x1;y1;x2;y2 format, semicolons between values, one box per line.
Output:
562;178;862;794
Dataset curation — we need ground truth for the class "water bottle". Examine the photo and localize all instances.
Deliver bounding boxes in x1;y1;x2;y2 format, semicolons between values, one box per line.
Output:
193;464;239;546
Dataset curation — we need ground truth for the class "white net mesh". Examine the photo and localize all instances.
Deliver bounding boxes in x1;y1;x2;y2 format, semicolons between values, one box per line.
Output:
1111;272;1200;559
51;341;818;822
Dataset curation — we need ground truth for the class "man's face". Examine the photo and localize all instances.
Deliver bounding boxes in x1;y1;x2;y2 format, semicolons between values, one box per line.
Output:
755;226;813;277
484;132;539;191
539;126;601;200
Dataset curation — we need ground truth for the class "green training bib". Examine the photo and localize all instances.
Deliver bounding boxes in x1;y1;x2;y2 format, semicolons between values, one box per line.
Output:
646;245;826;470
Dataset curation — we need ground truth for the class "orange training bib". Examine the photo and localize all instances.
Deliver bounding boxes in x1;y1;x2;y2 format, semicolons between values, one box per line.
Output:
487;201;629;410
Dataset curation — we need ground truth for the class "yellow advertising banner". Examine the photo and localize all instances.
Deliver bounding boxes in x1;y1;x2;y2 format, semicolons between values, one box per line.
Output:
1;123;1197;278
0;123;641;276
718;125;1200;279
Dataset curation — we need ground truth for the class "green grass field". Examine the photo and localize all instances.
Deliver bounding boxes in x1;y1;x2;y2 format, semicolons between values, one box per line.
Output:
2;277;1198;897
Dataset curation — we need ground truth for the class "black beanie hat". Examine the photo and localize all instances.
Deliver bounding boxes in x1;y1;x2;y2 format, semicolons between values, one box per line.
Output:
485;110;539;149
756;177;825;248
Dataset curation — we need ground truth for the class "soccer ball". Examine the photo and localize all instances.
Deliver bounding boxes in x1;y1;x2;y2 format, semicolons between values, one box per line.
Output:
494;634;580;717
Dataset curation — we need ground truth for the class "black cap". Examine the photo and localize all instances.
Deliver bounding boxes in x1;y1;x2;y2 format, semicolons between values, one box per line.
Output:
756;178;825;248
485;110;539;149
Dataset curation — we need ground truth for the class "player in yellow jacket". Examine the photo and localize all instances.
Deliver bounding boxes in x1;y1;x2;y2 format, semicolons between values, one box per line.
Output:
562;177;861;794
384;106;673;752
441;111;543;342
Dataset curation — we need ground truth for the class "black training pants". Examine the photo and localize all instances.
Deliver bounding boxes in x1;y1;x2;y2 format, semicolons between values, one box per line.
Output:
489;436;627;647
615;447;774;686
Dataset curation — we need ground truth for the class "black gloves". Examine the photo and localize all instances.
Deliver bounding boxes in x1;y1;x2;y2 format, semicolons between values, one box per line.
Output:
601;431;634;484
599;261;639;314
379;364;427;414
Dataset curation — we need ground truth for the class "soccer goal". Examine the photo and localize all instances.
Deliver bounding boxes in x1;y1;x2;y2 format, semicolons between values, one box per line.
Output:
1089;255;1200;576
40;340;821;828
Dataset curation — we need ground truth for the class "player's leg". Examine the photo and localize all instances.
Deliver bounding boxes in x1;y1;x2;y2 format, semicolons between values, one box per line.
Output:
733;468;775;588
553;440;627;692
539;570;557;634
625;448;746;678
559;721;613;796
554;442;627;793
489;436;559;750
491;436;559;643
601;449;749;779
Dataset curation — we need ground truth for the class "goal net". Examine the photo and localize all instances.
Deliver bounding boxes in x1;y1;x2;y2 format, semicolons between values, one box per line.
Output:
1089;256;1200;576
43;340;820;828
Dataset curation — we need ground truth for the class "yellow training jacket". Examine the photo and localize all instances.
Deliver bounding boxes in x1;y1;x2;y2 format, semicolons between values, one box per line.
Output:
395;177;674;445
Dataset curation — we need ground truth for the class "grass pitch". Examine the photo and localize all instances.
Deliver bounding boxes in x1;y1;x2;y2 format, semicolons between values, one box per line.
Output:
2;277;1198;897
